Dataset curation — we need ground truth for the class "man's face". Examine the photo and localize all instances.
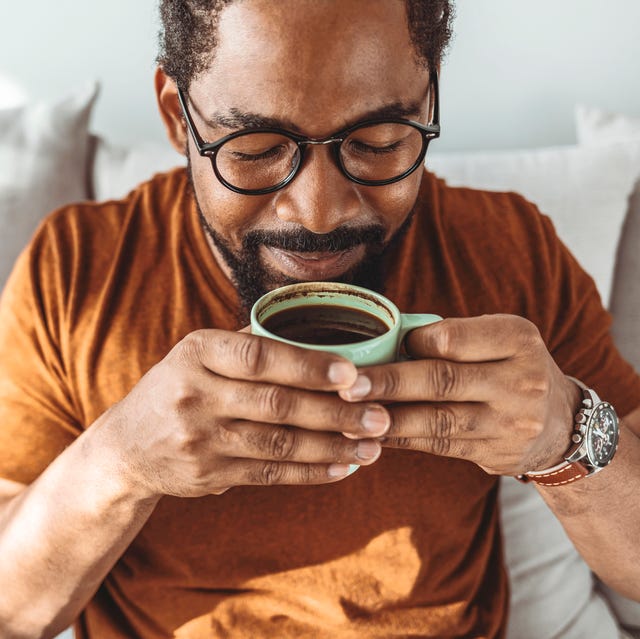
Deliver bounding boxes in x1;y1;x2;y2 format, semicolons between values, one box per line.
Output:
183;0;431;311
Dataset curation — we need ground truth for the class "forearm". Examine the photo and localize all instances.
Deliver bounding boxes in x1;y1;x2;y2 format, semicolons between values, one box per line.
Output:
0;410;160;638
537;418;640;600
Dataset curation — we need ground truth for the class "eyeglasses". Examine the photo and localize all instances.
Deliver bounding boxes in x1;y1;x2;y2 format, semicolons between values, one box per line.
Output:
177;71;440;196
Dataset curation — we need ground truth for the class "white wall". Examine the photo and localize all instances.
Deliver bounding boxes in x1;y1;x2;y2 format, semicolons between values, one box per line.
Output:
1;2;639;151
442;0;640;151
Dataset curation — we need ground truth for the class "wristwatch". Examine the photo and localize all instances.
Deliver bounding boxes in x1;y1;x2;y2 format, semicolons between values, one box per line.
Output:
516;377;619;487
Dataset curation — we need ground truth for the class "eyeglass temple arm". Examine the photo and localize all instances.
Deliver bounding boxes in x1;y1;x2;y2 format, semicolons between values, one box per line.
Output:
430;70;440;129
177;87;207;153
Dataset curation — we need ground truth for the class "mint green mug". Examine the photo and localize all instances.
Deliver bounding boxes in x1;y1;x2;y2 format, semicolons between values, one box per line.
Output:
251;282;441;366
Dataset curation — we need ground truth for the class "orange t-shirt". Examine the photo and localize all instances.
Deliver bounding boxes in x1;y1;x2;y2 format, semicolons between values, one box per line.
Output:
0;168;638;638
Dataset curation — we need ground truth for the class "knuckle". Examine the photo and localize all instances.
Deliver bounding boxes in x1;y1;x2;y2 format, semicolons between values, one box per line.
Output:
430;360;458;400
166;377;202;413
256;461;285;486
172;420;204;457
266;427;296;460
390;437;413;449
515;372;549;400
517;318;543;348
298;463;313;484
217;424;242;451
432;405;456;439
428;436;452;457
520;415;545;441
174;330;207;367
258;384;293;423
378;368;402;398
434;320;456;358
234;336;267;378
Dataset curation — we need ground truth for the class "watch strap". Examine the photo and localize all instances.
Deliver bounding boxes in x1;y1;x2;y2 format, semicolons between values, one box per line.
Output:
516;459;589;486
515;377;598;487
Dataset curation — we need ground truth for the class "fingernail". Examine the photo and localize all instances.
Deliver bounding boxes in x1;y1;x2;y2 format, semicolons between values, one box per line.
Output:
328;361;357;386
356;440;381;461
361;406;390;434
343;374;372;400
348;464;360;476
328;463;351;478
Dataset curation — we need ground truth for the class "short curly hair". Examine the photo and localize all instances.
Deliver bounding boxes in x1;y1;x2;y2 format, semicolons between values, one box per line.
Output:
158;0;455;90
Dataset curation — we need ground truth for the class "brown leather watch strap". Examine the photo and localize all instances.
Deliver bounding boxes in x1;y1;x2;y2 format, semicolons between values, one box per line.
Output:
517;460;589;486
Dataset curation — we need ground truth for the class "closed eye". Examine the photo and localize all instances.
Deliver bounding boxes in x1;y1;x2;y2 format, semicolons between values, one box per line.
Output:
227;145;287;162
347;139;405;155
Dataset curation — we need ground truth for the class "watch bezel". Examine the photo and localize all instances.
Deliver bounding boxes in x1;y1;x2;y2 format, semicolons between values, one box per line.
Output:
584;402;619;468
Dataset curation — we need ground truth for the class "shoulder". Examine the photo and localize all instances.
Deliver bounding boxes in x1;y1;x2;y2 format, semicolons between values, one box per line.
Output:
9;168;191;318
422;170;555;246
28;168;189;269
415;171;564;289
38;167;189;239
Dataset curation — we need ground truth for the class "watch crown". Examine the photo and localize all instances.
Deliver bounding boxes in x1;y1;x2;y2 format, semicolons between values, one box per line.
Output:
571;433;583;444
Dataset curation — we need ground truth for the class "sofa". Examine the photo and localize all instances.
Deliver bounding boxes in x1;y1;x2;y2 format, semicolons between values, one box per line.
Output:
1;85;639;639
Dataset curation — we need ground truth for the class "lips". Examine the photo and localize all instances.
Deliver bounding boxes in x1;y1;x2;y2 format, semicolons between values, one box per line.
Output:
263;245;365;280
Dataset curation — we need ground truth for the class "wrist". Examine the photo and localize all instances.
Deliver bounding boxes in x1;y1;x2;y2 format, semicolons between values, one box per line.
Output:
542;376;584;469
85;407;163;505
517;377;620;487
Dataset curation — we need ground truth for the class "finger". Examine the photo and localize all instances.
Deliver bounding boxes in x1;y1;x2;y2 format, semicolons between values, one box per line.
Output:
404;315;543;362
216;377;391;438
172;329;359;390
222;421;382;465
338;359;503;403
234;459;362;487
385;402;488;441
382;403;492;459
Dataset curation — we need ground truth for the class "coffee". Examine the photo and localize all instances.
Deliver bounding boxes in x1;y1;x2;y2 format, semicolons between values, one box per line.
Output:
262;304;389;345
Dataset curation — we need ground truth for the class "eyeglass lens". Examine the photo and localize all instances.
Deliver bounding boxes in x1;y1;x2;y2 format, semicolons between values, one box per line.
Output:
214;123;425;191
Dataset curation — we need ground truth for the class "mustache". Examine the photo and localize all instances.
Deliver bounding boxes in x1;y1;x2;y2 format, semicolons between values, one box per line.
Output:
243;225;386;253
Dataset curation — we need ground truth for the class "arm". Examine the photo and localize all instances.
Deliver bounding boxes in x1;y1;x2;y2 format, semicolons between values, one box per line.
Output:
338;315;640;600
0;428;160;639
536;406;640;600
0;330;387;638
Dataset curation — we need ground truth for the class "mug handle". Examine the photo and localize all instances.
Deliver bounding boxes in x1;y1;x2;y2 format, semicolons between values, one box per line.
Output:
397;313;442;360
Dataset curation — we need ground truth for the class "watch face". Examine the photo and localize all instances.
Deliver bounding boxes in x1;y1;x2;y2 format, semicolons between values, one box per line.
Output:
586;403;619;467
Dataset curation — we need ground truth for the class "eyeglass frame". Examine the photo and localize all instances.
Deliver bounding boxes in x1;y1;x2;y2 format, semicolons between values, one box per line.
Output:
177;70;440;196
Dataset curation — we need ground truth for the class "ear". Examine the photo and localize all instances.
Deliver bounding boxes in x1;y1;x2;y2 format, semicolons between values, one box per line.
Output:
155;67;188;156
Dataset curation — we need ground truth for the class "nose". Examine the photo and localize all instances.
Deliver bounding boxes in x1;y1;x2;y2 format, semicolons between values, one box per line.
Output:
274;144;363;234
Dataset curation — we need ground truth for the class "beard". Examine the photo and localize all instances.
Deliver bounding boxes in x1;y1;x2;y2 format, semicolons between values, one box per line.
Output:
186;159;417;321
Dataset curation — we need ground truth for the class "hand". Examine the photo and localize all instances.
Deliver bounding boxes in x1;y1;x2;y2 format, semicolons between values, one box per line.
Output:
338;315;581;476
103;329;390;497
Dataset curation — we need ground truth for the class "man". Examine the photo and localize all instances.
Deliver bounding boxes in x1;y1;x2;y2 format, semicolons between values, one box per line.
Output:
0;1;638;637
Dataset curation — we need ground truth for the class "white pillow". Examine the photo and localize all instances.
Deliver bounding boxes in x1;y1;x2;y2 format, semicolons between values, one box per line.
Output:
576;105;640;145
428;142;640;308
0;84;98;290
92;136;185;202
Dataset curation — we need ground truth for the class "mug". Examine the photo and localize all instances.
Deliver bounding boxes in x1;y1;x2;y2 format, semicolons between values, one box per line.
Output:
250;282;441;366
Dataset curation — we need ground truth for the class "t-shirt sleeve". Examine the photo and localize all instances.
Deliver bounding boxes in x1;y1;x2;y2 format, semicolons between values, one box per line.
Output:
534;212;640;418
0;219;82;484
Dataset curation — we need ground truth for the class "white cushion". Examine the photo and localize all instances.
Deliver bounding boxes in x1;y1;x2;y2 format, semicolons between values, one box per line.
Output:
428;142;640;308
92;136;185;202
577;105;640;145
577;108;640;373
0;84;98;290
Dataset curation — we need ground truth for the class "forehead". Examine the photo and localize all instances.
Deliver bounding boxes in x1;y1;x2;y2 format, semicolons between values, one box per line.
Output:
189;0;430;135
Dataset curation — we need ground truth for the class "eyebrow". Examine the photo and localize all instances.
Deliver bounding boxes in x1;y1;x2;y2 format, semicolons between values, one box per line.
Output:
200;95;429;134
